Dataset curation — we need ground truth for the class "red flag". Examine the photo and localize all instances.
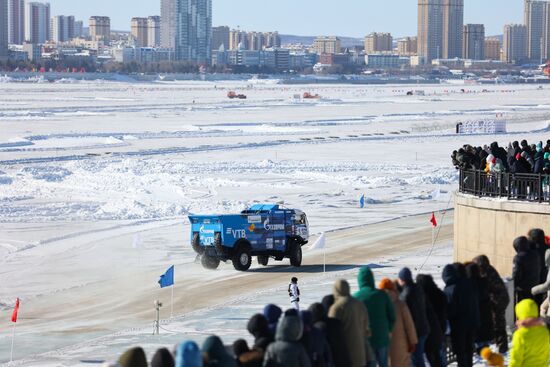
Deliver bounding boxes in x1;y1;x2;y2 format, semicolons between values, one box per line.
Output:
11;298;19;323
430;213;438;227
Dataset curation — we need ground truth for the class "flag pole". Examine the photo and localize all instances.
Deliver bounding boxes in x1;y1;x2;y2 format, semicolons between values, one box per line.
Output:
170;285;174;319
10;322;16;362
323;248;326;274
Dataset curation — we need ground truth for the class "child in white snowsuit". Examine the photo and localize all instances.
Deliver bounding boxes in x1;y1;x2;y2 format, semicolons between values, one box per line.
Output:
289;277;300;311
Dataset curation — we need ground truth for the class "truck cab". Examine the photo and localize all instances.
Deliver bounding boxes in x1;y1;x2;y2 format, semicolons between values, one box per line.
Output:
188;204;309;271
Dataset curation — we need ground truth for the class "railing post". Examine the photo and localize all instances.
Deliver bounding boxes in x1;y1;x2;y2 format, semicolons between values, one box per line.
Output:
539;174;543;203
506;173;513;200
499;172;503;198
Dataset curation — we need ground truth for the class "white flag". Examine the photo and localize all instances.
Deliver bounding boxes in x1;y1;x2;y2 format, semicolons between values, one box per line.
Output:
430;187;441;200
309;233;326;251
132;234;142;249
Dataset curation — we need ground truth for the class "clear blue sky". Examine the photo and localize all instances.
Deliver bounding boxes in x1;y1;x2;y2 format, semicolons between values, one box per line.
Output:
49;0;523;37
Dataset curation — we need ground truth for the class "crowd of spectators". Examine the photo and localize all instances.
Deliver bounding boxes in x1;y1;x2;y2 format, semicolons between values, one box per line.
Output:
451;139;550;175
102;229;550;367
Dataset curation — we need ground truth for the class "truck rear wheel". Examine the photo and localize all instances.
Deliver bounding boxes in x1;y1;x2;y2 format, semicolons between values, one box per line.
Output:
289;241;303;267
192;232;204;255
258;255;269;266
201;255;220;270
233;245;252;271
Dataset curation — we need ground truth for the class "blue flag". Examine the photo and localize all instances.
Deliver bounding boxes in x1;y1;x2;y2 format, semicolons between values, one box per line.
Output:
158;265;174;288
359;195;365;209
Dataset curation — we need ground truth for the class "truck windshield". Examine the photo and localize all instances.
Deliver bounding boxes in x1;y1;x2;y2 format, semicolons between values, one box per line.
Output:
295;214;306;225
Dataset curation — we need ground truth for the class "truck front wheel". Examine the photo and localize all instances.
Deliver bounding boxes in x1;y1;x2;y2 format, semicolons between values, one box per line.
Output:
233;245;252;271
289;241;303;267
201;255;220;270
258;255;269;266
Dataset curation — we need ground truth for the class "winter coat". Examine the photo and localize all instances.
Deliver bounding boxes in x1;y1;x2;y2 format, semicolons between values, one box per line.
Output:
442;265;480;333
300;311;333;367
263;315;311;367
511;157;531;174
385;289;417;367
247;314;274;351
473;255;510;312
399;279;430;338
490;142;509;170
416;274;447;337
353;267;396;349
203;336;237;367
176;341;203;367
309;303;351;367
263;304;282;339
513;237;541;293
466;264;494;342
509;299;550;367
534;150;545;174
328;279;371;367
532;250;550;317
416;274;446;351
119;347;148;367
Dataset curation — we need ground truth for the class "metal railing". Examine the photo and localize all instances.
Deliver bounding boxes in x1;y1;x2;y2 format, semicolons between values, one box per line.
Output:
458;169;550;203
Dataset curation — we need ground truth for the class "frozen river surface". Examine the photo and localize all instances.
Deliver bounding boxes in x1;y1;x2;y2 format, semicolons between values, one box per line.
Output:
0;80;547;364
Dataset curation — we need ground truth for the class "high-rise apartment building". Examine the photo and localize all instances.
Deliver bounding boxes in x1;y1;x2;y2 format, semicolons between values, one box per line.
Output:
524;0;550;62
462;24;485;60
0;0;8;58
174;0;212;63
25;1;50;44
364;32;393;54
74;20;83;38
147;16;160;47
8;0;24;44
229;29;247;50
484;37;501;60
503;24;528;64
418;0;463;62
51;15;75;43
212;25;229;50
89;16;110;43
131;17;148;47
247;32;264;51
313;36;341;55
160;0;176;49
442;0;463;58
397;37;418;55
264;32;281;48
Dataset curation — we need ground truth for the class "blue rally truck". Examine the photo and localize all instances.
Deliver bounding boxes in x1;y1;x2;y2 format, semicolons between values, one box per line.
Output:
188;204;309;271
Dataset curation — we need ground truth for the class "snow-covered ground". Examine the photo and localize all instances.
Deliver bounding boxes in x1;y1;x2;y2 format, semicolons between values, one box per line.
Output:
0;81;547;364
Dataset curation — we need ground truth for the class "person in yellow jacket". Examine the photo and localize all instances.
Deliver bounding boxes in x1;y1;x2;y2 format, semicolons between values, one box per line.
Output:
509;299;550;367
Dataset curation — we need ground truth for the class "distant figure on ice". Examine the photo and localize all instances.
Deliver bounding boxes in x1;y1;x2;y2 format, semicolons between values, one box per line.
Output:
289;277;300;311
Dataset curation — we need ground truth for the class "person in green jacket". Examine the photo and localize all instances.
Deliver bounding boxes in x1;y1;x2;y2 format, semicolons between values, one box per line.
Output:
354;266;396;367
510;298;550;367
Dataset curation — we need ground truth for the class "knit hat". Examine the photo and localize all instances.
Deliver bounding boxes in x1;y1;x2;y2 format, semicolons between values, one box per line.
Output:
480;347;504;367
119;347;148;367
398;267;413;284
152;348;174;367
378;278;396;290
176;341;202;367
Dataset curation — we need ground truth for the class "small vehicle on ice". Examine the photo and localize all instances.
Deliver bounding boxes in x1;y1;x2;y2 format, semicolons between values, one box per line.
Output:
188;204;309;271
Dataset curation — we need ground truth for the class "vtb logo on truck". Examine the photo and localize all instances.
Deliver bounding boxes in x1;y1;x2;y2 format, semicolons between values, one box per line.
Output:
226;227;247;239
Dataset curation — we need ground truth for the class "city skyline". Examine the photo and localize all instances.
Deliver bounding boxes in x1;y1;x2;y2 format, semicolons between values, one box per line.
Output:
41;0;523;37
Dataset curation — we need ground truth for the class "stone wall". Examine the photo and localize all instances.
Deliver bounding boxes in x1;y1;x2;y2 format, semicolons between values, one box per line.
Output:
454;192;550;276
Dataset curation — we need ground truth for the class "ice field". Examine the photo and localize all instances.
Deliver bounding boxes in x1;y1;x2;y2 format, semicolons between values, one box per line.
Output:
0;80;548;364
